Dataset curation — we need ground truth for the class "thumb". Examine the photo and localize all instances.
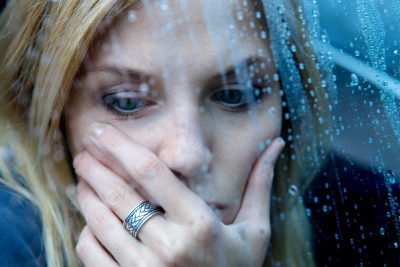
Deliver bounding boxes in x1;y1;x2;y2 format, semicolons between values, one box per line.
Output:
234;137;285;224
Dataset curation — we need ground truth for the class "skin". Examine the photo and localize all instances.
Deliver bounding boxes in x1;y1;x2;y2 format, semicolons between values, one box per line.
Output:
65;0;284;266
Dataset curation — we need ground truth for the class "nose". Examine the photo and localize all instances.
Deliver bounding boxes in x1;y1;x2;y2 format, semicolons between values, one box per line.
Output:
157;105;213;181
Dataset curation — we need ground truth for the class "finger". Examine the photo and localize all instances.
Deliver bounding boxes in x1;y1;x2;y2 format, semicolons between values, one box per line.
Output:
74;151;145;220
87;123;212;221
76;226;118;267
74;151;167;244
76;180;152;266
234;137;285;224
82;138;134;185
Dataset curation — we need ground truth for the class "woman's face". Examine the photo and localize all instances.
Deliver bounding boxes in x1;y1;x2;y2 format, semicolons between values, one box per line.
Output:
65;0;282;224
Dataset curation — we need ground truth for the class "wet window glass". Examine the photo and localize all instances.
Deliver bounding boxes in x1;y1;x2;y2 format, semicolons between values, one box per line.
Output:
308;1;400;265
0;0;399;266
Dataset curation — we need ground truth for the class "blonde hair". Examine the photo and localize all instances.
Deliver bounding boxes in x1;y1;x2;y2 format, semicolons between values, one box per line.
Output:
0;0;333;266
265;0;334;266
0;1;138;265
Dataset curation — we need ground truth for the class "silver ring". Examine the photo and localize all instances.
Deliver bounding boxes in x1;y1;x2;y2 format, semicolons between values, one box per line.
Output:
123;201;160;239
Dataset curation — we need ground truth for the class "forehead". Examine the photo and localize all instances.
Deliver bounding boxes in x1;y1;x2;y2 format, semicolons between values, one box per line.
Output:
86;0;270;74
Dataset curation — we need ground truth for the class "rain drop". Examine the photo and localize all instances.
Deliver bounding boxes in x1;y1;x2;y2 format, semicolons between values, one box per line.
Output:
128;10;136;22
269;107;276;115
322;205;328;212
306;208;312;217
288;185;298;196
380;227;385;235
350;73;359;87
160;3;168;11
387;170;396;184
260;31;267;39
237;11;243;21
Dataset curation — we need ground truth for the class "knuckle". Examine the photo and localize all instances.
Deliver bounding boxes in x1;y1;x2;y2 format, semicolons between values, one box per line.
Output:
75;230;92;260
87;206;109;228
136;155;165;179
75;239;90;260
73;154;90;176
159;243;186;267
195;216;219;242
102;182;127;209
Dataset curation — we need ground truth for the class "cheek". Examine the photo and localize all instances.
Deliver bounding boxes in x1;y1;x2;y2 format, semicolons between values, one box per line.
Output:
214;114;282;210
64;98;95;156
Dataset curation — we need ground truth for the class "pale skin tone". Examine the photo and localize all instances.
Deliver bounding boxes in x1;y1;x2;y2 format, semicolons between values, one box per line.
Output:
65;0;284;266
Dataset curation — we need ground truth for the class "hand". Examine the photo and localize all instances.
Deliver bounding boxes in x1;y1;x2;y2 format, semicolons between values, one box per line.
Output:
74;123;285;267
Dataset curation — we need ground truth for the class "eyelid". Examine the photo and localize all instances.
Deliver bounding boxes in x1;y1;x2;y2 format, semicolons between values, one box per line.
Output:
210;82;266;112
99;85;156;120
100;82;151;95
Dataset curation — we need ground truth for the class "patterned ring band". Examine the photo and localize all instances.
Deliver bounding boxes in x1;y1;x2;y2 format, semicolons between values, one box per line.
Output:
123;200;161;239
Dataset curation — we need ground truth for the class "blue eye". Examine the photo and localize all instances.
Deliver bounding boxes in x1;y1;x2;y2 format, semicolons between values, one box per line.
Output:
211;86;264;110
102;92;154;115
212;89;248;107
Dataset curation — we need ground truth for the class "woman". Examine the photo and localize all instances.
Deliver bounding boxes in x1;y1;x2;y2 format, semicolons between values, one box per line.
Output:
0;0;333;266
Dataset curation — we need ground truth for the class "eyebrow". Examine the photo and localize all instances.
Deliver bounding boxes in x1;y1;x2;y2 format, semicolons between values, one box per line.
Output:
83;66;150;82
213;56;274;81
83;56;273;83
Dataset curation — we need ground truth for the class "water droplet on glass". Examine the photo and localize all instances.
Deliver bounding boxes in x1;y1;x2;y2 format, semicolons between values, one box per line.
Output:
350;73;359;87
387;170;396;184
236;11;243;21
394;50;399;55
322;205;328;212
269;107;276;115
160;3;168;10
128;10;136;22
380;227;385;235
260;31;267;39
394;242;399;249
354;50;360;57
306;208;312;217
288;185;298;196
258;142;265;151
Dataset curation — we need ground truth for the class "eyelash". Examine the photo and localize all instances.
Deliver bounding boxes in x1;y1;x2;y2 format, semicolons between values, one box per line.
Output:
101;91;155;120
210;84;268;111
100;83;269;119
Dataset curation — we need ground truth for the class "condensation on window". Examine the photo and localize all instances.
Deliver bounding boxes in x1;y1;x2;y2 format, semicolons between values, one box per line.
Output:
307;0;400;265
0;0;399;266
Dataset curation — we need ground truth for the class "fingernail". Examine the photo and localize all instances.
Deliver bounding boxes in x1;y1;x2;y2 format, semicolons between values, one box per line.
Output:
277;137;285;144
90;122;108;138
